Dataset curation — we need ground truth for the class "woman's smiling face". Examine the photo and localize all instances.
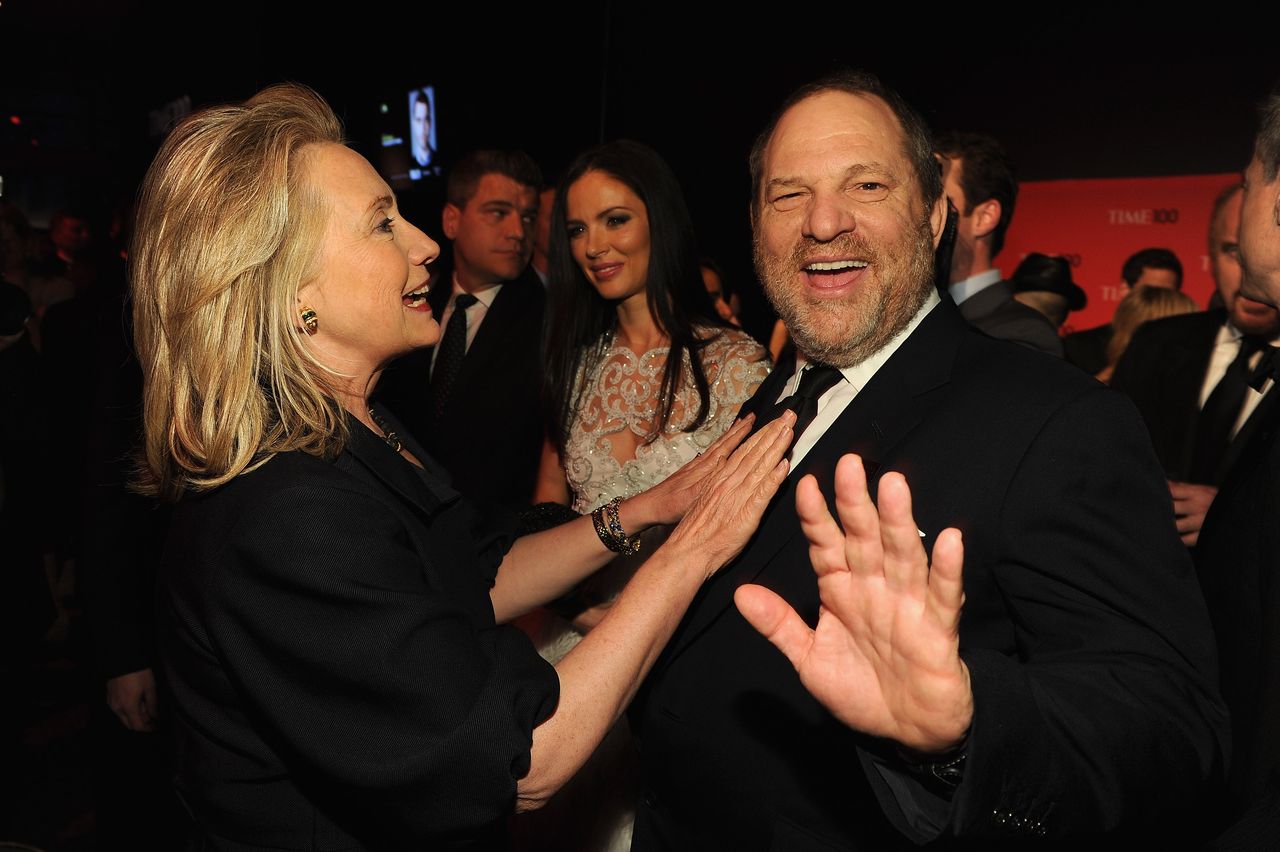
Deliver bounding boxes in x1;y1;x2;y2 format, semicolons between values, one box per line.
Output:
565;169;652;309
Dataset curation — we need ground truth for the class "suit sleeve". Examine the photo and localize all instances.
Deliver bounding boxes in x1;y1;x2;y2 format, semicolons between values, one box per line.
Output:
207;480;559;842
867;387;1228;841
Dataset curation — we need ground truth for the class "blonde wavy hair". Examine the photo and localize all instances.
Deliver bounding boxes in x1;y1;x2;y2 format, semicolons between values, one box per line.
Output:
1099;285;1200;382
131;83;348;501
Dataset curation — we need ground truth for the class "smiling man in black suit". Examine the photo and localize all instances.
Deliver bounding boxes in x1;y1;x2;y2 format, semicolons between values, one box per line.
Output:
379;150;546;509
628;71;1226;850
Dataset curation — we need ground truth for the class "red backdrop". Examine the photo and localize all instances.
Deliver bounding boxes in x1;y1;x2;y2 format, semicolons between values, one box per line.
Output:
999;173;1239;334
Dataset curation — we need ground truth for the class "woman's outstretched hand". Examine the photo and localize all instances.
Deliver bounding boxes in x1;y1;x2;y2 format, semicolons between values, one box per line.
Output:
663;411;794;579
734;454;972;754
637;413;758;527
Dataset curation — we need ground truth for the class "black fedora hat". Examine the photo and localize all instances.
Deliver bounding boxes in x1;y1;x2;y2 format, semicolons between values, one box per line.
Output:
1011;253;1088;312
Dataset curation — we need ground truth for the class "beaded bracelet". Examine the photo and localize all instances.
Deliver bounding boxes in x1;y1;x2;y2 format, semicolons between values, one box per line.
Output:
591;497;642;555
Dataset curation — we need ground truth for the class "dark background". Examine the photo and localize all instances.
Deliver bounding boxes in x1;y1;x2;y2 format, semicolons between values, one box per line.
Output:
3;0;1276;334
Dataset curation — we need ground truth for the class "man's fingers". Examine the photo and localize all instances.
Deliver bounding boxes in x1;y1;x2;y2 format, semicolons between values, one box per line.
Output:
121;701;147;731
735;583;814;669
926;527;965;632
832;454;884;578
796;474;850;577
877;473;930;594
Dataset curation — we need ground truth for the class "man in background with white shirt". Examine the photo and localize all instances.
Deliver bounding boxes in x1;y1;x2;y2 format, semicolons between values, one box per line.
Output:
1111;183;1280;545
378;149;546;509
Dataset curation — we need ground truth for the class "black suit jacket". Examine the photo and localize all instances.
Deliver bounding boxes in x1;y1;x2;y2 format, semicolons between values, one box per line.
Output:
1111;309;1270;485
1064;323;1113;375
630;300;1226;850
377;268;546;510
1195;389;1280;849
955;280;1063;357
158;412;558;850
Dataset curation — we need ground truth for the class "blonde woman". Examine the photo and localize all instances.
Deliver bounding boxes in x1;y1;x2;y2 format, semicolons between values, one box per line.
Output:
1096;285;1199;384
132;84;792;850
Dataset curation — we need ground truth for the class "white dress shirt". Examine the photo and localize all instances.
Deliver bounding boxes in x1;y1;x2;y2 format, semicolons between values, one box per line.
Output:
1198;322;1277;438
430;276;502;377
777;291;941;469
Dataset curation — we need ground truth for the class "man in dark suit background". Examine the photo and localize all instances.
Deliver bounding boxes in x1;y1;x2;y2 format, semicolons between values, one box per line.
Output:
1195;90;1280;849
378;150;546;509
629;71;1225;850
1111;183;1280;546
934;131;1062;356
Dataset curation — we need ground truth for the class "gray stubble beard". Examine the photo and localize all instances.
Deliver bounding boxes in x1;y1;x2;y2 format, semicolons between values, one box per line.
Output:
753;215;936;368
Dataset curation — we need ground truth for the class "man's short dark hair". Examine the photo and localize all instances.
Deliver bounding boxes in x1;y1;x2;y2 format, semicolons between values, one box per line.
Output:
1122;247;1183;289
1256;90;1280;182
446;150;542;209
934;131;1018;258
748;70;942;220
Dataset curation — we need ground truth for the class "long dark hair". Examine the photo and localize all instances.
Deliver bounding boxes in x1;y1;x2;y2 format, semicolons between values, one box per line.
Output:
544;140;727;456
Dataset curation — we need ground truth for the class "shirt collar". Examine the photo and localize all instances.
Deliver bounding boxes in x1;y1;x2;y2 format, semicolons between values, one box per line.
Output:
450;273;502;309
947;268;1002;306
796;290;942;393
1223;320;1280;346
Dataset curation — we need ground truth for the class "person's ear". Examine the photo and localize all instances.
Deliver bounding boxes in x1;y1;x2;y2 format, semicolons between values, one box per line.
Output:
442;203;461;240
970;198;1002;240
929;195;948;249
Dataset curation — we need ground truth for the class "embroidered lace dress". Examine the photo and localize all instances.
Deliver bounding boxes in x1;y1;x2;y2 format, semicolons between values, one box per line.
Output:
516;328;768;852
564;327;772;513
532;327;769;665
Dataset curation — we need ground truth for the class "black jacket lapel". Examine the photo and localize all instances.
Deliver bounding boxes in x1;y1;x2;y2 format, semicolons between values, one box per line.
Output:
445;280;526;406
340;408;458;521
661;302;965;664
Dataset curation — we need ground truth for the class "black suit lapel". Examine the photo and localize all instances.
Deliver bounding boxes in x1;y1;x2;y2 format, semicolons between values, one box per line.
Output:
738;351;796;425
1223;386;1280;481
443;281;523;409
341;408;458;521
1169;312;1224;402
661;302;965;664
1173;312;1257;482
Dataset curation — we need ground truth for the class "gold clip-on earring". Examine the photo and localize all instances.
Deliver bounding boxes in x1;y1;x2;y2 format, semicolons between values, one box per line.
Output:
299;306;318;335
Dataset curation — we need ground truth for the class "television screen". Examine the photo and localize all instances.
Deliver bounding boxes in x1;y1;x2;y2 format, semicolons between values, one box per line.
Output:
378;84;441;187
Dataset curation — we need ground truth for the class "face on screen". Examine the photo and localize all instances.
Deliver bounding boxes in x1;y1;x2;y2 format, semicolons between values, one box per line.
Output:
410;92;433;167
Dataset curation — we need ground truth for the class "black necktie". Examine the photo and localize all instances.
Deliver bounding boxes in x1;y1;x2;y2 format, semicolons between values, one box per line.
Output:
762;362;844;452
1190;335;1265;484
428;293;477;420
1249;345;1280;392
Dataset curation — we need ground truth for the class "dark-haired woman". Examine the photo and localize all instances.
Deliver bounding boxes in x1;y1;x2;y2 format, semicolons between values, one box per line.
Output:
527;140;768;850
536;139;770;638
